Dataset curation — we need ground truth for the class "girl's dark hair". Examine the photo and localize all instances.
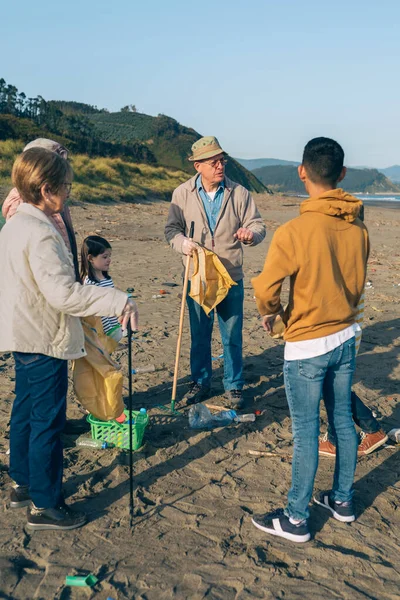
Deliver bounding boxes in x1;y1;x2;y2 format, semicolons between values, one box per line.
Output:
80;235;112;283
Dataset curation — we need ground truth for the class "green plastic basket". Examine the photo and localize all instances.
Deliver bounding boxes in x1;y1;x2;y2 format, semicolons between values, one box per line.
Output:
87;410;149;450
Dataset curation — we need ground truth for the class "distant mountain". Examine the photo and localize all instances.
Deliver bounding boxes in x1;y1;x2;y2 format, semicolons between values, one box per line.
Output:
378;165;400;183
235;157;300;171
253;165;400;195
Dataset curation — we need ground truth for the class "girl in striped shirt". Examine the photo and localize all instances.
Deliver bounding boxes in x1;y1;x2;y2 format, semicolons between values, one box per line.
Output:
80;235;123;342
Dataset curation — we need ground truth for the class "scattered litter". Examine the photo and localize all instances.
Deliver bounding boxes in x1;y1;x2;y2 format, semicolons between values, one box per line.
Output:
212;353;224;361
248;449;285;457
189;404;256;428
371;306;384;312
158;289;168;295
365;281;373;288
152;294;165;299
382;444;398;450
65;574;98;587
161;282;178;287
205;402;229;411
132;365;156;374
388;428;400;443
6;448;10;455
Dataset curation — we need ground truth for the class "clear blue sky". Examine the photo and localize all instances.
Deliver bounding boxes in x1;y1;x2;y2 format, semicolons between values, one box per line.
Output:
2;0;399;167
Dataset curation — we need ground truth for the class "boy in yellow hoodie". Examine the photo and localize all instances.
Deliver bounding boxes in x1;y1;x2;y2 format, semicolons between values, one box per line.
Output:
251;138;369;543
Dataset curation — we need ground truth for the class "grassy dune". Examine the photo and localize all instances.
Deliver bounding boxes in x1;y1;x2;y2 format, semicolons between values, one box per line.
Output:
0;140;189;205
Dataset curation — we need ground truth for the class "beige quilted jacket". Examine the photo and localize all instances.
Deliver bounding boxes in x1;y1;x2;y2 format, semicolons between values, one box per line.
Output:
0;204;127;360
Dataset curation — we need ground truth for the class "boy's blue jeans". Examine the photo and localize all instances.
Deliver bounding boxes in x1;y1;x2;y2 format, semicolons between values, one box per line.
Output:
10;352;68;509
284;338;358;521
186;280;244;391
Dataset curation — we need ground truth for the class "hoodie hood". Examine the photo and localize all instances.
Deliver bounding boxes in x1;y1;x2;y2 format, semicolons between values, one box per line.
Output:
300;188;363;222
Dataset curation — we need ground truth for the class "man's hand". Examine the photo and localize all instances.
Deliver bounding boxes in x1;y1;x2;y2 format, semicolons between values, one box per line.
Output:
182;238;198;256
234;228;254;244
119;298;139;332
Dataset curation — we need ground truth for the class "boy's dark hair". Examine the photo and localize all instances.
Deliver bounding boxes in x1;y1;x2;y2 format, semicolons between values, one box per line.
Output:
80;235;112;283
302;137;344;186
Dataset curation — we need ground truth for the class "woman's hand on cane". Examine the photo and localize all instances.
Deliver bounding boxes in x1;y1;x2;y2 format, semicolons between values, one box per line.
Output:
120;298;139;332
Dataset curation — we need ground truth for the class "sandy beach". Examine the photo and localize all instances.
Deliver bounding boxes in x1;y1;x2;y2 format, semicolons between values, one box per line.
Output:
0;194;399;599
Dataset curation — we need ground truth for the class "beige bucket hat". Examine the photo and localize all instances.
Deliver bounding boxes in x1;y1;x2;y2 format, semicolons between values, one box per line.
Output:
188;136;227;162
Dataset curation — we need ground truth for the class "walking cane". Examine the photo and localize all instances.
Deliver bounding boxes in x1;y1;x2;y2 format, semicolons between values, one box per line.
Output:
127;321;134;529
171;221;195;413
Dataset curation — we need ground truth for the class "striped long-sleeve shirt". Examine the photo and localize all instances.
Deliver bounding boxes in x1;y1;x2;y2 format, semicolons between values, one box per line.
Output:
84;276;121;336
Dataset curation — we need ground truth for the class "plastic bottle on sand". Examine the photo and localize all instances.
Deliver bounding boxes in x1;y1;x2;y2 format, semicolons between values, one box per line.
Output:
76;436;113;449
188;405;255;429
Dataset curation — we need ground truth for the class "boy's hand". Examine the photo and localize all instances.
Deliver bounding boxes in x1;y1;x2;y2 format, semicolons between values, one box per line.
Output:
234;228;254;243
261;314;276;333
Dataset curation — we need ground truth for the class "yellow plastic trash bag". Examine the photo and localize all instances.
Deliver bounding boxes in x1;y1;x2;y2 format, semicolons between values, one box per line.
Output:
189;247;237;316
72;316;124;421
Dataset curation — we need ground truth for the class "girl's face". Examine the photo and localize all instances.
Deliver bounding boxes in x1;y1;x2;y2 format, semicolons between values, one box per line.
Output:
89;249;112;273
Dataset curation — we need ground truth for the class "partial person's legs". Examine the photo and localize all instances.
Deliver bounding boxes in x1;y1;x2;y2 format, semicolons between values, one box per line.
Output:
351;391;380;433
186;282;214;388
216;280;244;392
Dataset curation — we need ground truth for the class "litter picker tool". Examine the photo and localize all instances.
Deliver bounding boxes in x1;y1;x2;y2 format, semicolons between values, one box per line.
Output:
170;221;195;413
127;321;134;529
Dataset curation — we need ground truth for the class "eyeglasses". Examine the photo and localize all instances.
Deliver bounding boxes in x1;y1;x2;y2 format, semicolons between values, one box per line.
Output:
202;158;228;168
62;182;72;193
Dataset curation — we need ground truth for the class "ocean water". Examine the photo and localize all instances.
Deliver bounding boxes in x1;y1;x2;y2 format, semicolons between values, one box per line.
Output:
296;194;400;206
354;194;400;204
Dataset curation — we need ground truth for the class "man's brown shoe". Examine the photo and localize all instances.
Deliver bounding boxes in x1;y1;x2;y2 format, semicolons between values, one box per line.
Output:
358;430;388;456
318;433;336;458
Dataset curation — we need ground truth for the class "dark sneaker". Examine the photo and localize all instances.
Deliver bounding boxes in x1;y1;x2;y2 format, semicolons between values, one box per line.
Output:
10;485;31;509
26;503;87;531
251;508;311;543
358;430;388;456
313;491;355;523
183;383;211;405
318;432;336;458
225;389;245;410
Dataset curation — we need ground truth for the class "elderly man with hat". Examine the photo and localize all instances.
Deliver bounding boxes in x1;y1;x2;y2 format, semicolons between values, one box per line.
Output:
165;136;266;407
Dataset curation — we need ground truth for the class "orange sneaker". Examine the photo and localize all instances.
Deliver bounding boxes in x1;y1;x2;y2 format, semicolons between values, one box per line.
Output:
318;432;336;458
358;430;388;456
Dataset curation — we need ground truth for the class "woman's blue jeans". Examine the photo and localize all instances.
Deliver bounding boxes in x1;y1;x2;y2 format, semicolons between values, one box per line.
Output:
10;352;68;509
284;338;358;520
186;279;244;391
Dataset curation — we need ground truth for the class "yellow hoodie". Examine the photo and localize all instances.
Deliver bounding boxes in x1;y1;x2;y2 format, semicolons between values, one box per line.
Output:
252;189;369;342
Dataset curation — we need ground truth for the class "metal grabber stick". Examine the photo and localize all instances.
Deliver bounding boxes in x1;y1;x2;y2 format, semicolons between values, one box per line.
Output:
171;221;195;412
127;320;134;529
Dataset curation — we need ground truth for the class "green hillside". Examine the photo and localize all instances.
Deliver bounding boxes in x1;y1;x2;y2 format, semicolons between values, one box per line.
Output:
89;111;267;193
253;165;400;194
0;78;266;194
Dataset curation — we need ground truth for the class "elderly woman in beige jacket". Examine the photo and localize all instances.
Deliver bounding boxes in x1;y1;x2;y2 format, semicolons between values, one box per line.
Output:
0;148;138;532
2;138;81;281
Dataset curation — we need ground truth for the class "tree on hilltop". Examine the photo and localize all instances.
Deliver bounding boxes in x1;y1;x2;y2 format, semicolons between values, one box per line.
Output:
120;104;137;113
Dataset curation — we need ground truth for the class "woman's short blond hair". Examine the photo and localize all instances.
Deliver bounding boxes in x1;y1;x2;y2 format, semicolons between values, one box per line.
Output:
12;147;73;206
